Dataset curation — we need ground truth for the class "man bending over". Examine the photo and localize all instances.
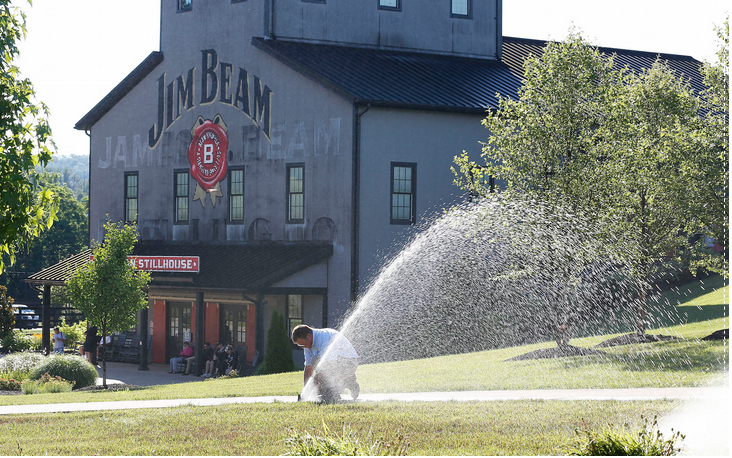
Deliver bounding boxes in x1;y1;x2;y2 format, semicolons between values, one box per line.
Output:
291;324;360;402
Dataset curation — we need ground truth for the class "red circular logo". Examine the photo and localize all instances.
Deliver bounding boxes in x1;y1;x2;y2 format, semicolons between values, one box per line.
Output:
188;119;228;190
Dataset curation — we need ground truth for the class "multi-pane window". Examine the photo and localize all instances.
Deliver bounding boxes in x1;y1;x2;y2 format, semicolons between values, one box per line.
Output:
287;164;304;223
178;0;192;12
222;308;247;345
379;0;400;10
175;171;189;223
390;163;416;224
229;168;244;222
287;295;303;336
124;172;138;223
451;0;470;17
169;307;180;337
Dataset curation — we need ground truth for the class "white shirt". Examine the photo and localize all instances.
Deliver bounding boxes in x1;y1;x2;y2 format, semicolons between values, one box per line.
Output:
303;328;358;367
53;332;66;350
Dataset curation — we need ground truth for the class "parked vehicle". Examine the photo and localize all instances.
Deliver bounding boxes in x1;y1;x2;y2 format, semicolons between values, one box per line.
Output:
11;304;41;329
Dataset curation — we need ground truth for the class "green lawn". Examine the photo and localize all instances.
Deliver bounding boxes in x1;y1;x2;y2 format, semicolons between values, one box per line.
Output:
0;275;726;455
0;400;678;455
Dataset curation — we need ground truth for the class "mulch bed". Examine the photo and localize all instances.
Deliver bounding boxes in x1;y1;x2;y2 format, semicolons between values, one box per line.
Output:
75;383;143;392
702;329;728;341
506;345;607;361
594;333;679;348
0;383;142;396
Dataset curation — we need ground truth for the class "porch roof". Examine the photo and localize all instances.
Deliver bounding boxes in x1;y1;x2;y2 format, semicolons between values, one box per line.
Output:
25;241;333;291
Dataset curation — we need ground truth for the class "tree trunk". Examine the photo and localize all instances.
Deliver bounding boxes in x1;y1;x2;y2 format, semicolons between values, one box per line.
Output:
635;289;647;337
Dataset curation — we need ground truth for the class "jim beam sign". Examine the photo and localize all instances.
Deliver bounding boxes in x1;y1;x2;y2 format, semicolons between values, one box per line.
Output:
189;114;228;207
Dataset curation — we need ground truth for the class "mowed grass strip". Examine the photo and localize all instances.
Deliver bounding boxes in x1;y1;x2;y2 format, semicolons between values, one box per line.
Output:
0;400;677;456
0;321;727;406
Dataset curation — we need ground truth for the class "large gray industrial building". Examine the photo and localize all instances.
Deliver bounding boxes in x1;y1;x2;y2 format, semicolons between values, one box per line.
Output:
38;0;703;365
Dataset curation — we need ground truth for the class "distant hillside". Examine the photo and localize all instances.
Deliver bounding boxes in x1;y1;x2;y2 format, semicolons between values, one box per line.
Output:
39;154;89;199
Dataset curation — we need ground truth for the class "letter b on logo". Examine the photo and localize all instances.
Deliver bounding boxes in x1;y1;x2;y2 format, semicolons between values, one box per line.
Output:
204;144;214;164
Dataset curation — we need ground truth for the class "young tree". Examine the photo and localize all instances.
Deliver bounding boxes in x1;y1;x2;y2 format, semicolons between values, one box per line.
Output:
260;309;295;375
683;17;729;276
454;32;625;346
600;60;700;336
0;0;58;273
454;30;619;211
455;30;705;341
65;222;150;387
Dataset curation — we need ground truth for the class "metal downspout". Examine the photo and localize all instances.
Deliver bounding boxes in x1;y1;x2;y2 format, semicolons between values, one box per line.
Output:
350;103;370;306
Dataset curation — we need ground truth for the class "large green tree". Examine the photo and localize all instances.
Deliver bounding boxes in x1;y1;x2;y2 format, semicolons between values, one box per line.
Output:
65;222;150;387
1;173;88;303
0;0;58;273
600;60;699;335
683;17;729;276
454;30;706;340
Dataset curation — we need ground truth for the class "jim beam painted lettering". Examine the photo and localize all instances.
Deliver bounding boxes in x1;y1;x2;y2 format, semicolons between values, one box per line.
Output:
148;49;272;149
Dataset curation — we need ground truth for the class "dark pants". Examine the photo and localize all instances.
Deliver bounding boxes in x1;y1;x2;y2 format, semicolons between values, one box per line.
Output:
85;344;97;365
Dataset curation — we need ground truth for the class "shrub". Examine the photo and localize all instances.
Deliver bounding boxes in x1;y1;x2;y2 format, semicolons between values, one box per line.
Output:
569;416;684;456
1;330;36;353
0;286;14;339
29;355;98;389
21;379;37;395
0;378;20;391
284;423;410;456
0;351;44;381
59;319;87;350
260;309;295;375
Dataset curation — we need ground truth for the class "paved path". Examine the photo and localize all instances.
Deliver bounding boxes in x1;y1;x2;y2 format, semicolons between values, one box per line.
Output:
0;386;723;416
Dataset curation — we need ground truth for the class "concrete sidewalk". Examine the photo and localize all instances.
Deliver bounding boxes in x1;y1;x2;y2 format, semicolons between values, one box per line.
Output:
0;386;724;416
94;361;204;387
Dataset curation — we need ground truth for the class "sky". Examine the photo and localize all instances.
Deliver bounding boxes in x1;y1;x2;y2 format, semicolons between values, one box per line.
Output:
14;0;729;159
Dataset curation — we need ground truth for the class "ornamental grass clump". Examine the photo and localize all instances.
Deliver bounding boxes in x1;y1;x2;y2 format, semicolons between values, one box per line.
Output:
21;373;75;395
284;423;410;456
569;415;684;456
0;351;44;381
29;355;98;389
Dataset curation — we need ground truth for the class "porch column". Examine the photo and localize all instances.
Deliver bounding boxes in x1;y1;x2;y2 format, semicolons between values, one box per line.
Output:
42;284;51;355
195;292;205;376
138;303;149;371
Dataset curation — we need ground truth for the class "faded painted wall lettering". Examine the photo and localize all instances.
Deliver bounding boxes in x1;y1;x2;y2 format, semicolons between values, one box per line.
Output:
100;118;340;169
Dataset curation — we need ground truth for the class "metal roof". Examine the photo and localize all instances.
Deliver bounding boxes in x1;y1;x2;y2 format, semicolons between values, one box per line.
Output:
254;36;707;112
25;242;333;291
502;36;707;95
75;37;707;129
252;37;519;113
25;248;93;286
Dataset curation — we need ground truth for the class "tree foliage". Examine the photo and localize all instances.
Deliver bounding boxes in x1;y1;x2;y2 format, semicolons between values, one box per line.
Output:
260;309;295;375
682;16;729;276
454;29;722;337
0;285;14;339
65;221;150;386
0;0;58;273
1;173;88;303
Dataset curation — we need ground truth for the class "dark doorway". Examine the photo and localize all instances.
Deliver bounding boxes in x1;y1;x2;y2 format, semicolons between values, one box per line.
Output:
166;302;192;361
220;304;247;347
